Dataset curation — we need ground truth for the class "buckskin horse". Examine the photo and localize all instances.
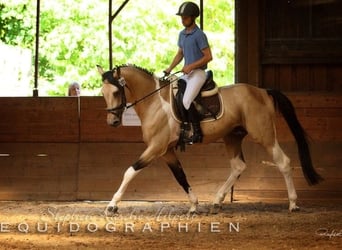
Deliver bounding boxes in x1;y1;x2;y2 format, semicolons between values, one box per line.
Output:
96;64;322;215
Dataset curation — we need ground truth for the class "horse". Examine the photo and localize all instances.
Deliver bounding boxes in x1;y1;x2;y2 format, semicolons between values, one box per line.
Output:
96;64;323;214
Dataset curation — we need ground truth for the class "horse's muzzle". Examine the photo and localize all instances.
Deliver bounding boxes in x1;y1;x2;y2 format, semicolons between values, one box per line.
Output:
107;113;122;127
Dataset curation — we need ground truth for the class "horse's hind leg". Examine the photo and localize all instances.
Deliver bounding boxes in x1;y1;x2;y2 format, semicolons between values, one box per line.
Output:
162;148;198;214
211;132;246;214
248;117;299;211
269;140;299;211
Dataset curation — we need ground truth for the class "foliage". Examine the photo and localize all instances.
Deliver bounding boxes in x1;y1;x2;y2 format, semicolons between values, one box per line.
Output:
0;0;234;96
0;3;35;47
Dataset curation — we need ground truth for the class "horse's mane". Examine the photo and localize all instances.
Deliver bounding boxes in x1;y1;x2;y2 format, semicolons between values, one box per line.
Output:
114;64;154;77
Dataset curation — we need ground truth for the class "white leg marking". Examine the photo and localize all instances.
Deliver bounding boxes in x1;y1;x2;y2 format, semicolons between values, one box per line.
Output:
188;187;198;213
108;166;141;208
213;157;246;205
272;141;299;211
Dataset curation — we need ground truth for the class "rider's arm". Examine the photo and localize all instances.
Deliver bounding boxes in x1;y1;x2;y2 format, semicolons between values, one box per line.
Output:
182;47;212;74
165;47;184;74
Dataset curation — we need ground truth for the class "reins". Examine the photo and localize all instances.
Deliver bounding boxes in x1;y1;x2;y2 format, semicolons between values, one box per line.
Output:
107;71;181;113
125;71;181;109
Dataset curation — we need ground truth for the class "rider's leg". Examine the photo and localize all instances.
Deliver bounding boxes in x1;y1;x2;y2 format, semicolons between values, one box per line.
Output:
187;103;203;143
181;69;206;143
181;69;206;110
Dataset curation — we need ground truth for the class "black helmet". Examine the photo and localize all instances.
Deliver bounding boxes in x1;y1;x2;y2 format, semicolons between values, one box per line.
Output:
176;2;200;17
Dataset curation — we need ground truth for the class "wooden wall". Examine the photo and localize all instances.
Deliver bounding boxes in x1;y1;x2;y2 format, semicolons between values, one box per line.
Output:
236;0;342;92
0;98;79;200
261;64;342;92
0;96;341;202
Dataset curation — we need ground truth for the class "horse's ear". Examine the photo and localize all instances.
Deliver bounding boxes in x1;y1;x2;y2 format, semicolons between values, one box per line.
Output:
113;67;121;78
96;65;104;75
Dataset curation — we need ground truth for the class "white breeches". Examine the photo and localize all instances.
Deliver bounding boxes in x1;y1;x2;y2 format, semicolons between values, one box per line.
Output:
180;69;206;110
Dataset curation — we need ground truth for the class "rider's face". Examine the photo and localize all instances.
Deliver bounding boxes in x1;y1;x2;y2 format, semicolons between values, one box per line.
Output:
181;15;194;28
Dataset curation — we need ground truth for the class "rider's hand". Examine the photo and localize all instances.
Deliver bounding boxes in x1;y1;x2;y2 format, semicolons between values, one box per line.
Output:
163;69;171;76
182;65;192;74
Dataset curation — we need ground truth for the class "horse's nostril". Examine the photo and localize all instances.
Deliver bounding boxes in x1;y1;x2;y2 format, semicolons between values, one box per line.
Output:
112;120;120;127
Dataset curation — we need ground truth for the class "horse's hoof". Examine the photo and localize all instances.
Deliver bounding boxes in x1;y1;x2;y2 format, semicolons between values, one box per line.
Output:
105;206;118;216
188;209;199;216
210;204;221;214
289;206;300;212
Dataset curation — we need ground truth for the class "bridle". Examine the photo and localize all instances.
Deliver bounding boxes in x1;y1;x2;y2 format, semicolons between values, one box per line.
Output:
103;66;180;115
102;68;127;115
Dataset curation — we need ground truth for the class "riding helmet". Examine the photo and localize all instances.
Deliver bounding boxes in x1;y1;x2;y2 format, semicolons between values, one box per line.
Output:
176;2;200;17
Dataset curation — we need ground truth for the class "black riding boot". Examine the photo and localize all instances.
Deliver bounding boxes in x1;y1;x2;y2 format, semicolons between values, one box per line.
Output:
187;103;203;144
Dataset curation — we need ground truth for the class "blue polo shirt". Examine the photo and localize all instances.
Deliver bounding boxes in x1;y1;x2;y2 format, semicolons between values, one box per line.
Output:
178;25;209;69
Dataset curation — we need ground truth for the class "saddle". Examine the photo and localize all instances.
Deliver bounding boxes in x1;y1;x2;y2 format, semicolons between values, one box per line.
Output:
170;70;223;151
171;70;223;123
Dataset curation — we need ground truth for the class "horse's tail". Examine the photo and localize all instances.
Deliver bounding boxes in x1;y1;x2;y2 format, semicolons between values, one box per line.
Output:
266;89;323;185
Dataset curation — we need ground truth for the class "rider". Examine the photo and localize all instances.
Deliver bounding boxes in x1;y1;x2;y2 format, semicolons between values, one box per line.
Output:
164;1;213;143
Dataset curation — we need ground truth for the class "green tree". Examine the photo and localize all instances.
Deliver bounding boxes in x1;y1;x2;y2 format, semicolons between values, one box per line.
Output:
0;3;35;47
0;0;234;96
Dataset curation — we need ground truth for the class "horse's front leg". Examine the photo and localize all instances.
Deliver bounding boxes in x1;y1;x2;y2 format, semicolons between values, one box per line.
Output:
106;144;164;215
106;161;143;214
162;148;198;214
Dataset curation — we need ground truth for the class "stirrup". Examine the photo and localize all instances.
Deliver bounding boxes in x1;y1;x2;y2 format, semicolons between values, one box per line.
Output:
177;122;192;150
188;133;203;144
